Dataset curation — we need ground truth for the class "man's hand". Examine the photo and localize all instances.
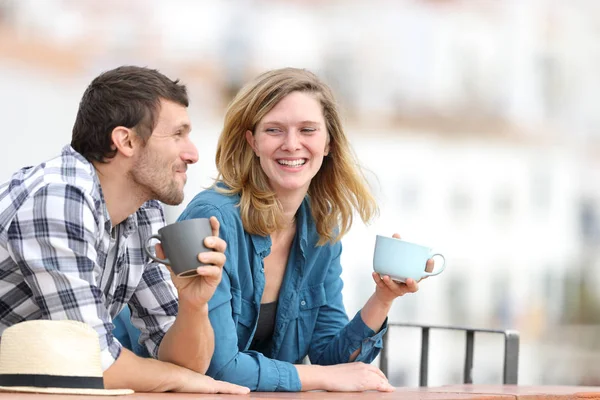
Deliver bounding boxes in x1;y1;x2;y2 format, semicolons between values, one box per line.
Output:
105;348;249;394
157;216;226;309
170;368;249;394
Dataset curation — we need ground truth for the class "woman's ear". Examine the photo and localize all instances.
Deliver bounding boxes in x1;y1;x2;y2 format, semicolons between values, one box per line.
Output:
111;126;136;158
245;130;258;156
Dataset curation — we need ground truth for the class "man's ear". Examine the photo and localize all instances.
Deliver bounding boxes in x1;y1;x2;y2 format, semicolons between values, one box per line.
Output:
111;126;136;158
245;130;257;155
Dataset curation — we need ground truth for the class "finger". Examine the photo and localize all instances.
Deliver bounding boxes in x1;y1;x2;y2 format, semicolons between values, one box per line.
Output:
204;236;226;253
198;251;226;268
209;216;220;238
378;380;395;392
392;233;401;239
155;243;166;260
381;276;418;295
214;380;250;394
425;258;435;273
195;265;223;278
382;275;403;291
403;278;419;293
166;265;175;276
372;272;386;288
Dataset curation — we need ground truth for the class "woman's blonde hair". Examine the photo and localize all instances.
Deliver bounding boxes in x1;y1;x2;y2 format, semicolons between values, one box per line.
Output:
215;67;378;245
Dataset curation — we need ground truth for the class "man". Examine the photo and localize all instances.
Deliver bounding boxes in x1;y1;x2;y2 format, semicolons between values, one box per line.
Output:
0;66;248;394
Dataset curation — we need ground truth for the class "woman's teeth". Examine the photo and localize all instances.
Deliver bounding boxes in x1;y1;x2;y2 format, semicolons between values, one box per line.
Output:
277;159;306;167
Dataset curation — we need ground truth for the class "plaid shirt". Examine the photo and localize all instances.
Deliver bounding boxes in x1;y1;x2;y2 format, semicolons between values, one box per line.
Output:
0;146;178;369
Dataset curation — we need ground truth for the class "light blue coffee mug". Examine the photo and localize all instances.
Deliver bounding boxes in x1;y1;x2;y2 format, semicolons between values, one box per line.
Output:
373;235;446;282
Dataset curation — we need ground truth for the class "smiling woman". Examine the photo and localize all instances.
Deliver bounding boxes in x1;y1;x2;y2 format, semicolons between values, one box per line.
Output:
167;67;430;392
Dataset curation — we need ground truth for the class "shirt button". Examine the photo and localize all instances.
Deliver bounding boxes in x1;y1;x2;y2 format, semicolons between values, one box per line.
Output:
300;300;306;306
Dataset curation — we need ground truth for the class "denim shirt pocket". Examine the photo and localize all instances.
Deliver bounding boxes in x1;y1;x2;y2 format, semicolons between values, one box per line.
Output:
297;283;327;358
234;296;256;350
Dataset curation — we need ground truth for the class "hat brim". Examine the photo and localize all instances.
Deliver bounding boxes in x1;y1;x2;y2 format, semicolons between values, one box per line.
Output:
0;386;133;396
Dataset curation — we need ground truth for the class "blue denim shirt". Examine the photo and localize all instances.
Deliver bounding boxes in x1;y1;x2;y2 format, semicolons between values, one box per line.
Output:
178;187;387;392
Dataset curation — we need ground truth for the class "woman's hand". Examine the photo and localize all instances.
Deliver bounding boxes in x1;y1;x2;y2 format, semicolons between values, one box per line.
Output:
156;216;227;310
372;233;434;306
297;363;394;392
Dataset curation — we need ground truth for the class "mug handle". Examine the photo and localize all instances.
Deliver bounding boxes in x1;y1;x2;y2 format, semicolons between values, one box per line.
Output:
144;233;170;264
423;253;446;277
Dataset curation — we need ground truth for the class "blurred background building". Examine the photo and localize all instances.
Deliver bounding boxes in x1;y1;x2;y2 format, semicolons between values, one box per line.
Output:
1;0;600;387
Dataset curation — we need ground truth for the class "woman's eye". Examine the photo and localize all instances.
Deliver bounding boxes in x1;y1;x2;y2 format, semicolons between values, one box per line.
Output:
265;128;281;133
301;128;316;133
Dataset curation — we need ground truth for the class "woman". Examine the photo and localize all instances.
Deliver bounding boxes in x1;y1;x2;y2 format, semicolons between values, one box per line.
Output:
178;68;432;392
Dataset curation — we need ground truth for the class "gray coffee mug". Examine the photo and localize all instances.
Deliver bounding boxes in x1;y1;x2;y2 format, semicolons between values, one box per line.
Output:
144;218;213;278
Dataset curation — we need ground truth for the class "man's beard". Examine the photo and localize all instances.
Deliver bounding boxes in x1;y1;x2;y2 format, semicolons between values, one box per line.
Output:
130;151;186;206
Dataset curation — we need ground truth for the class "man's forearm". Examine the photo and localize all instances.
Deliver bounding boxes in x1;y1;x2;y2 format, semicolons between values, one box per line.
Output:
105;347;250;394
158;303;214;373
104;348;183;392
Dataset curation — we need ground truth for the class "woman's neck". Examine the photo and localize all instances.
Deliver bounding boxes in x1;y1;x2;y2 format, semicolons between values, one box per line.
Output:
276;190;305;228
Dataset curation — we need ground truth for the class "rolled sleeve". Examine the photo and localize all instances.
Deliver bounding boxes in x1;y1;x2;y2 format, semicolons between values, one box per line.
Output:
345;311;387;362
257;356;301;392
102;341;122;370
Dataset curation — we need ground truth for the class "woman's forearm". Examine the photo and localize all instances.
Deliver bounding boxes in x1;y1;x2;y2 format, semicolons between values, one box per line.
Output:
295;364;326;391
360;292;392;333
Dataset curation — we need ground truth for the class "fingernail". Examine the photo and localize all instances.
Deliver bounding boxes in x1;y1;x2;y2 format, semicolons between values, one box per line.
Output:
206;238;214;246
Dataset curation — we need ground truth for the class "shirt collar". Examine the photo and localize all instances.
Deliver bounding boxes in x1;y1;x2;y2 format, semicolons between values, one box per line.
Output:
63;145;139;237
249;196;311;257
62;145;112;225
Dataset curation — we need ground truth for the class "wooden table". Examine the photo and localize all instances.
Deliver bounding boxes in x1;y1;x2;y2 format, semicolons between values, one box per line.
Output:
1;385;599;399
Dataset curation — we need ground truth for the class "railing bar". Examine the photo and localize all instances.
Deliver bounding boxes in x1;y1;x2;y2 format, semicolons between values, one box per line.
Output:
503;331;520;384
380;328;389;377
464;330;475;384
382;324;519;387
419;327;430;387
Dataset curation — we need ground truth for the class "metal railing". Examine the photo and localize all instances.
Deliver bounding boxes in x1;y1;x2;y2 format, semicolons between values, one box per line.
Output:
380;323;520;386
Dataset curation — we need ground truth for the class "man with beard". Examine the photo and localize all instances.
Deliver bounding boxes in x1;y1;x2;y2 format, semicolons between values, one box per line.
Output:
0;66;249;394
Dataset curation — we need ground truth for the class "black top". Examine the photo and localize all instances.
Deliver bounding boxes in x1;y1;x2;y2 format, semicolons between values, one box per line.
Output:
249;301;278;354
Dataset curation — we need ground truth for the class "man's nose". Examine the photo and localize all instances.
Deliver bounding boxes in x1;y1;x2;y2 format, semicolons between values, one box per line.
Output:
182;139;199;164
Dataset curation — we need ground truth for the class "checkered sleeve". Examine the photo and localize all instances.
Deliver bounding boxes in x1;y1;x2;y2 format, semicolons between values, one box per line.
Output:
127;203;178;359
128;261;178;358
6;183;121;369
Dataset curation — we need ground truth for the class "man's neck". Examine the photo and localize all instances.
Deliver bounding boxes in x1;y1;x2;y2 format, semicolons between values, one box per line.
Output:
93;161;145;226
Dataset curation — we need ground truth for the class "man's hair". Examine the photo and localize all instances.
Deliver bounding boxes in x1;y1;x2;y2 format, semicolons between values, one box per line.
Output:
71;66;188;162
215;67;378;245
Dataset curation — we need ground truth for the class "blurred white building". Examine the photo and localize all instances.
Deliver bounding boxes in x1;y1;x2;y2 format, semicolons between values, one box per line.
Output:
1;0;600;386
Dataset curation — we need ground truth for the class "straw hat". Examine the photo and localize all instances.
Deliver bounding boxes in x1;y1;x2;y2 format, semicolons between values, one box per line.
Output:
0;320;133;395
